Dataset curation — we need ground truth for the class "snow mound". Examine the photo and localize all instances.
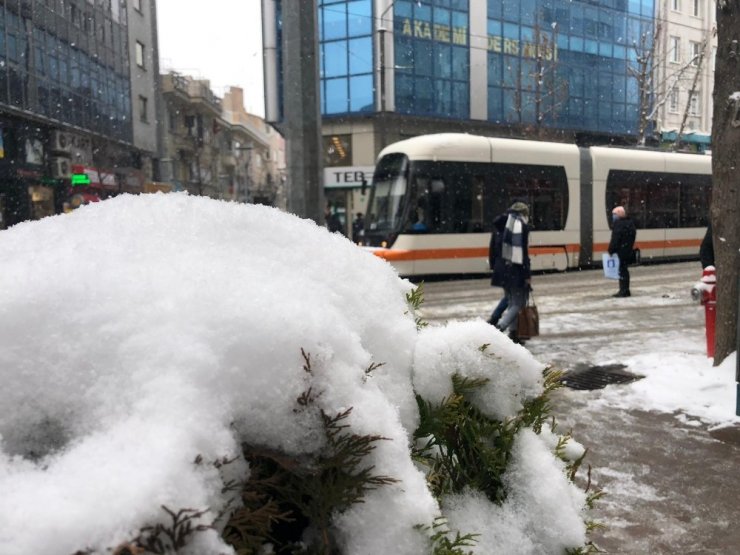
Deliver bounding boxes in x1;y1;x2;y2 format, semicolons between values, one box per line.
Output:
0;193;588;554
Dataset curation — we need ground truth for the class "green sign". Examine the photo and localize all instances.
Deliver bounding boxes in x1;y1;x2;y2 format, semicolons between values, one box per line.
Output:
71;173;91;186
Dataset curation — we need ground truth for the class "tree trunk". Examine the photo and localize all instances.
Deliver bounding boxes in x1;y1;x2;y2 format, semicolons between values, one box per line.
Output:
710;2;740;365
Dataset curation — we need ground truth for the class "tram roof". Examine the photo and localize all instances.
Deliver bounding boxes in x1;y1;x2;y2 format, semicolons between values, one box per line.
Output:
377;133;579;163
589;145;712;174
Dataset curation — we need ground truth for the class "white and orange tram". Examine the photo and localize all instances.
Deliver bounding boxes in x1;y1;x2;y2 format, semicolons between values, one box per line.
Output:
360;133;711;277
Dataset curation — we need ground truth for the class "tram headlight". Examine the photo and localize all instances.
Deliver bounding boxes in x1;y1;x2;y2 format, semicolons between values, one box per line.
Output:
380;240;388;248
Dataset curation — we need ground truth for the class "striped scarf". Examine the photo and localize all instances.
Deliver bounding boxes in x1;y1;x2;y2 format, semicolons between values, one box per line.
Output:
501;213;525;265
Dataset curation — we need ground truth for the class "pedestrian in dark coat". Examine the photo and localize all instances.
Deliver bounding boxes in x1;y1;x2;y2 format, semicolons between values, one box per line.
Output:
325;203;344;235
493;202;532;342
699;222;714;268
608;205;636;297
352;212;365;242
487;213;509;325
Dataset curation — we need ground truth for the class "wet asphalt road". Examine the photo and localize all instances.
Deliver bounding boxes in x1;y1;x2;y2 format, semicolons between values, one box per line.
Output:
415;262;740;554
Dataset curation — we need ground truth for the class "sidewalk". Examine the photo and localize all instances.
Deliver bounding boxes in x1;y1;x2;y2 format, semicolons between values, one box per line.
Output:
552;390;740;553
527;262;740;553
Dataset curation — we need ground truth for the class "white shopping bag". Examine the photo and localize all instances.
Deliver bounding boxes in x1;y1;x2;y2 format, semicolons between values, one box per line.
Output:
602;253;620;280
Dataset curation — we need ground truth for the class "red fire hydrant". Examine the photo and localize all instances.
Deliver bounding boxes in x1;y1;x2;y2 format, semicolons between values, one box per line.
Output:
692;265;717;358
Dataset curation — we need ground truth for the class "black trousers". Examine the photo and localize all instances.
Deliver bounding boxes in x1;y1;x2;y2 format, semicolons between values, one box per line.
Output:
618;259;630;293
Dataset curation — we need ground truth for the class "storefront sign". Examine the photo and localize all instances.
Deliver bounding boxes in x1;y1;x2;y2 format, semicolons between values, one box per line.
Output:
67;165;145;192
16;168;42;179
323;166;374;189
71;173;91;186
71;164;117;189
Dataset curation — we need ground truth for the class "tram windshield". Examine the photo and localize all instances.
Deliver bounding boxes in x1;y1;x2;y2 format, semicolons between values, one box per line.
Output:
367;153;409;232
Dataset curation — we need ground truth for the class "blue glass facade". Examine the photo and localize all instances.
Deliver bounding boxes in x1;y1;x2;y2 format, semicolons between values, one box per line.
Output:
319;0;375;114
0;1;132;142
393;0;470;118
485;0;654;134
309;0;657;136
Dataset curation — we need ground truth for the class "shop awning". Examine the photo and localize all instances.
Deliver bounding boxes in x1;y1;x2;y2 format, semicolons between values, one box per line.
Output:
661;131;711;145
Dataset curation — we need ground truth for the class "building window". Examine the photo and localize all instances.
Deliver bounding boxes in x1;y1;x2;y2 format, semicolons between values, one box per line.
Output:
133;0;142;12
139;95;148;122
690;41;701;65
692;0;700;17
670;36;681;63
669;88;679;113
318;0;374;115
671;0;681;11
135;41;146;68
689;92;700;115
168;109;178;132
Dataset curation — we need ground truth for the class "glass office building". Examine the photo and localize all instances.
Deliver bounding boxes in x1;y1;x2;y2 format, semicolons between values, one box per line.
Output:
312;0;655;136
0;0;133;141
0;0;152;229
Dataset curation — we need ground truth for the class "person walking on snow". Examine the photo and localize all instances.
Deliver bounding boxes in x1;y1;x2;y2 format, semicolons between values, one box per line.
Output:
487;211;509;326
608;205;636;297
492;201;532;343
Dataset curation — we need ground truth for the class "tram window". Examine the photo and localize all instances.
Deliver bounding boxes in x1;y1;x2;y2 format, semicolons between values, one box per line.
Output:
369;153;408;231
408;176;430;232
606;170;711;229
487;163;569;231
681;179;711;227
407;161;567;234
469;175;485;232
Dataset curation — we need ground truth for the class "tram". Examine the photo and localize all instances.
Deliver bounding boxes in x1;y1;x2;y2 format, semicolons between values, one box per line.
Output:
361;134;712;277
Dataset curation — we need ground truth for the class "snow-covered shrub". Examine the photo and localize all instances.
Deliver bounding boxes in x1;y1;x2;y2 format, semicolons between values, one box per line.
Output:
0;194;598;555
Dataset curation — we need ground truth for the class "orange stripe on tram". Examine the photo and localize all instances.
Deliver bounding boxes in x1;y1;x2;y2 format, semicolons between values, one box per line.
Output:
374;239;701;263
593;238;701;254
373;244;581;262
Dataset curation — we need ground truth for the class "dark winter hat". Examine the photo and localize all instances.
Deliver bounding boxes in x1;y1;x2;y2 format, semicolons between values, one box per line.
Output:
509;201;530;217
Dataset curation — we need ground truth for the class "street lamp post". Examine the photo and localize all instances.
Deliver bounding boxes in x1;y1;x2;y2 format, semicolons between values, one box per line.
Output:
379;25;387;112
377;1;397;113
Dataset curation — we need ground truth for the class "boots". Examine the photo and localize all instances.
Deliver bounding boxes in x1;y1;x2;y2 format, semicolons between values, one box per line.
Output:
613;278;631;297
498;325;525;345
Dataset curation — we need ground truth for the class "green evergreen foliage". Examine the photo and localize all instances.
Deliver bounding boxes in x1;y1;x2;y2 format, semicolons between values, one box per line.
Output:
413;372;518;504
415;517;478;555
412;363;602;553
406;283;429;330
223;351;398;554
135;506;214;553
519;367;565;433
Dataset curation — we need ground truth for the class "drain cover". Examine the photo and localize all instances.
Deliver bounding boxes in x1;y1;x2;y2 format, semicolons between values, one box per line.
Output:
560;363;644;391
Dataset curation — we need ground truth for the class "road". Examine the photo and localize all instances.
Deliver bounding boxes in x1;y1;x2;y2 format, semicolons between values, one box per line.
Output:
415;261;740;554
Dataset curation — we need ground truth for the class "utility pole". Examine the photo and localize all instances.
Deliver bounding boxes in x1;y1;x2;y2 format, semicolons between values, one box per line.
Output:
280;0;323;224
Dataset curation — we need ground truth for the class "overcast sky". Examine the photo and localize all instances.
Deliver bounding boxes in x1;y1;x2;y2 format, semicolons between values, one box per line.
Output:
156;0;265;116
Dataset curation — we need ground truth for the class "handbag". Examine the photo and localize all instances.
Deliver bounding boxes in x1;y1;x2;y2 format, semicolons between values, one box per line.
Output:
602;253;620;280
517;293;539;340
